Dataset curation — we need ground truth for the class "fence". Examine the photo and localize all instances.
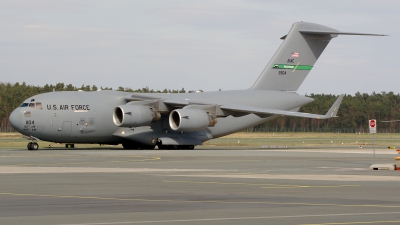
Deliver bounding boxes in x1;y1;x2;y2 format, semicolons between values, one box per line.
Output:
1;126;399;134
0;126;15;132
243;127;400;133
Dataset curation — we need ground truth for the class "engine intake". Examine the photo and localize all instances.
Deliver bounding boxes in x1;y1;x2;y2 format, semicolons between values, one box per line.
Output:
169;109;217;132
113;105;160;127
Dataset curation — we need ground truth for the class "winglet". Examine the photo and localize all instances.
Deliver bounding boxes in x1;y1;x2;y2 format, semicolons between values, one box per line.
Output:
321;94;344;119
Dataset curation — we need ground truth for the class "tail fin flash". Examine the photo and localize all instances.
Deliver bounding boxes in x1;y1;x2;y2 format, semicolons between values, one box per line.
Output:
251;22;386;91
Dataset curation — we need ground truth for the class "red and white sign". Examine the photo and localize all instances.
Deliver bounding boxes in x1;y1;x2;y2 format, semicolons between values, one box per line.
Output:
370;120;376;127
369;119;377;133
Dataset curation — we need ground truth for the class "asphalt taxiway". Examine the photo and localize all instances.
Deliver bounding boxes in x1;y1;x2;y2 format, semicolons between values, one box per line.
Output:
1;147;400;225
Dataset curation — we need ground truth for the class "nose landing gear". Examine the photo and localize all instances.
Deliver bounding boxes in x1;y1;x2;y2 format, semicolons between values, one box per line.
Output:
23;135;40;151
27;142;39;151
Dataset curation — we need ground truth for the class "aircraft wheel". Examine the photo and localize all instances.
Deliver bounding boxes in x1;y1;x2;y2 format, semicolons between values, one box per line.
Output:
28;142;38;151
157;144;166;150
141;145;155;150
31;142;39;150
161;145;172;150
166;145;179;150
179;145;195;150
122;142;140;150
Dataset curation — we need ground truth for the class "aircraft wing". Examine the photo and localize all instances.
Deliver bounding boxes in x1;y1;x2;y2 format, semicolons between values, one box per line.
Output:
220;94;343;119
126;93;344;120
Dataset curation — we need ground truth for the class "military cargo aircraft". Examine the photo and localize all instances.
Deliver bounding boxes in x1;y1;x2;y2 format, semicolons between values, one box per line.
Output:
9;22;385;150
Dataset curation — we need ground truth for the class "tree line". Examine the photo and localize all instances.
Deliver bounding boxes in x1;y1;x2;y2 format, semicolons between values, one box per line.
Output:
257;92;400;132
1;82;400;132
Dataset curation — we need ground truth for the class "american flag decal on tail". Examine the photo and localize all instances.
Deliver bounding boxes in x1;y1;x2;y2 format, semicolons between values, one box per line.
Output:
291;52;299;58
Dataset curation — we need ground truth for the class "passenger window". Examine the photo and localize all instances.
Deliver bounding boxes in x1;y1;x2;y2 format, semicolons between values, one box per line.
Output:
36;102;43;110
24;111;31;117
29;103;35;108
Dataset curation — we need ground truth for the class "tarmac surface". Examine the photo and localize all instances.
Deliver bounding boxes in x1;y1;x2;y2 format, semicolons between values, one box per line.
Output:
1;147;400;225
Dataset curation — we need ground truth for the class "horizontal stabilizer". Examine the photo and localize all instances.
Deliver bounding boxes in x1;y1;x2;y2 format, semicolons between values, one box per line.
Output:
220;94;344;120
299;30;387;36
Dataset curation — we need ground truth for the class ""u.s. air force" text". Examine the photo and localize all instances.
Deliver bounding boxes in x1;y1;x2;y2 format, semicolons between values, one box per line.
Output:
47;104;90;110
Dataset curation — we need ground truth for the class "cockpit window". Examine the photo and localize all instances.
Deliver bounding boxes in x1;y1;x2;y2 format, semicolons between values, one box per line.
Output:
36;102;42;110
21;101;42;109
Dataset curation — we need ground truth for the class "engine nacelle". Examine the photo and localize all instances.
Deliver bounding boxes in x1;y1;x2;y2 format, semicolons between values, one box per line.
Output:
113;105;160;127
169;109;217;132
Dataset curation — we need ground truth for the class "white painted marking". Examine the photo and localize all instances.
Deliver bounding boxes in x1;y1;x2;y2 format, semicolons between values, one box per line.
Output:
169;173;400;182
56;211;400;225
0;166;228;174
252;149;396;154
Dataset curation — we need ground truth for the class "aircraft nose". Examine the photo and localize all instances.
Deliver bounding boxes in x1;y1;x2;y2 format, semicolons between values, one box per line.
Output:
9;109;21;131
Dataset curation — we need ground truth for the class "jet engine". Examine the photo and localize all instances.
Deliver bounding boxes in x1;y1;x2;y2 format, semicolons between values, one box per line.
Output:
113;105;160;127
169;109;217;132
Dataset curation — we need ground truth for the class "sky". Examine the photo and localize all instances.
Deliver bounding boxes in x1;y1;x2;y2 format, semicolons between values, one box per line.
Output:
1;0;399;95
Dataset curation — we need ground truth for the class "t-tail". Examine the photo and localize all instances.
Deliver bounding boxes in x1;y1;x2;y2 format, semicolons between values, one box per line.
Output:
250;22;386;91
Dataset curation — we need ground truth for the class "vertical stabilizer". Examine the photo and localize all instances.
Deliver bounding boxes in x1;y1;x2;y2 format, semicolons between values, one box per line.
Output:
251;22;336;91
250;22;385;91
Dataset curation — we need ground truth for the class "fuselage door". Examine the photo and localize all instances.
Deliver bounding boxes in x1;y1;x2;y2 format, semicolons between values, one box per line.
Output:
62;121;72;136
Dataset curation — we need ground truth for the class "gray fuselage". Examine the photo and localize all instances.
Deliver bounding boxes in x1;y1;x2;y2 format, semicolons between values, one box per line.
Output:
9;90;313;145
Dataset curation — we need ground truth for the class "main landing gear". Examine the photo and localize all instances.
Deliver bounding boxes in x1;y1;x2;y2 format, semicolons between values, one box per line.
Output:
157;145;195;150
27;142;39;151
122;141;195;150
122;142;156;150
